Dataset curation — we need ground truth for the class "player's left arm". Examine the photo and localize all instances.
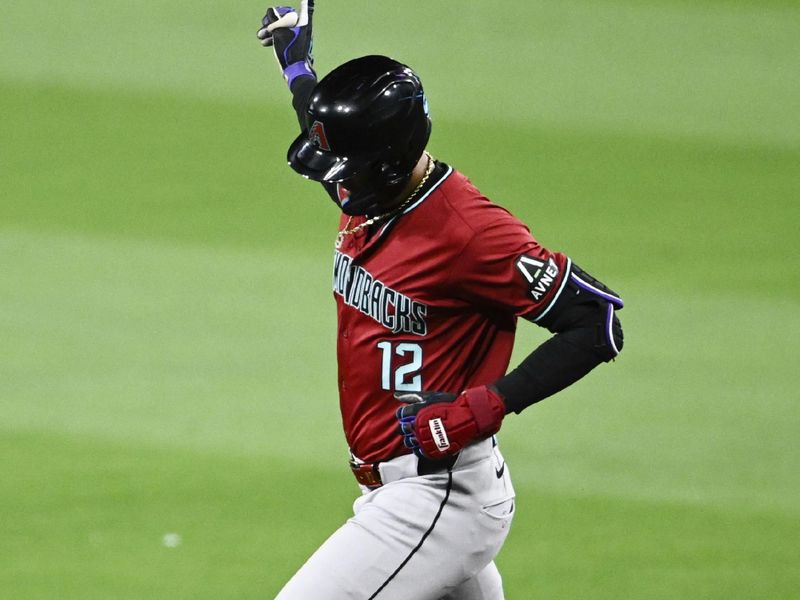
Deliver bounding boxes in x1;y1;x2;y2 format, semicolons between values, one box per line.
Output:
397;217;624;460
493;261;624;413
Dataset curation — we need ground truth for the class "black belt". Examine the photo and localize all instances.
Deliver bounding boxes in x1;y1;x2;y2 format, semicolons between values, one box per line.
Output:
350;453;458;488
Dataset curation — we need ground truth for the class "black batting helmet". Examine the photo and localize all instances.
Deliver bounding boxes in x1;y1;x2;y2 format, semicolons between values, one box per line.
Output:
287;55;432;215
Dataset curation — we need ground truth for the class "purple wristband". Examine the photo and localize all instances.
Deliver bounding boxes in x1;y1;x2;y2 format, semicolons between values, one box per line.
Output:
284;62;315;87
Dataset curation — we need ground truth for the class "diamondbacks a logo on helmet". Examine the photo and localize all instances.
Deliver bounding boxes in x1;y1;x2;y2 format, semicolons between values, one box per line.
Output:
309;120;331;151
516;255;560;301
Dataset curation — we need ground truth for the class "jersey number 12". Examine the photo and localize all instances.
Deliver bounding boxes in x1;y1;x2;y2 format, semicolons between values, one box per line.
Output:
377;341;423;392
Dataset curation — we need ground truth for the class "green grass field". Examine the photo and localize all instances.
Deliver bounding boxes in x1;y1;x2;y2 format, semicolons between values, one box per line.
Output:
2;1;799;598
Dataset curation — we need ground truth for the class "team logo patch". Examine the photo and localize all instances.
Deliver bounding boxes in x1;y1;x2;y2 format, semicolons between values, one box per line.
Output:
428;418;450;452
308;120;331;151
516;255;560;301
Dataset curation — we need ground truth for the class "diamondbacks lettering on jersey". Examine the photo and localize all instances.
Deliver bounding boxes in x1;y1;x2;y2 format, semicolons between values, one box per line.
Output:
516;255;560;301
333;251;428;336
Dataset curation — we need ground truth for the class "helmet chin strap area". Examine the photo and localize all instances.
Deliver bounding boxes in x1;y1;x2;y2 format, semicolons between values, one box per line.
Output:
338;178;409;217
336;158;415;216
335;153;434;249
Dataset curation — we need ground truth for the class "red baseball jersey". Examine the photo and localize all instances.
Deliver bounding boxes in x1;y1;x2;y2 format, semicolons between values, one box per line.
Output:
333;164;570;462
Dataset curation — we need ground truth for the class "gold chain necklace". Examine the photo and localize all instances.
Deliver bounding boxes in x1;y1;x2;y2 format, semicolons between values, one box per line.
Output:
335;153;435;249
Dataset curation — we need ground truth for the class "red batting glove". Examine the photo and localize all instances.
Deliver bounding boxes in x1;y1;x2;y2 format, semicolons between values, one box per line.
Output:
395;386;507;459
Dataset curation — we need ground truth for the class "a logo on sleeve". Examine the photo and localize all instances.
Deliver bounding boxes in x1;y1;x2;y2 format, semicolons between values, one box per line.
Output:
309;120;331;151
516;255;560;301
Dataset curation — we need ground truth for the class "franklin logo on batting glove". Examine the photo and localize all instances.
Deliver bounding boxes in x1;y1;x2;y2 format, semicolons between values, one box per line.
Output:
428;418;450;451
395;387;507;460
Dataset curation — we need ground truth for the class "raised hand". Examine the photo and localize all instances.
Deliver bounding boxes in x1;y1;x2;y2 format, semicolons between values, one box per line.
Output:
257;1;316;87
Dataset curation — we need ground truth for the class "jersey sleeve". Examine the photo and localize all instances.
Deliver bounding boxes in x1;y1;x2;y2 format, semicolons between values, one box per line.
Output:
448;209;570;322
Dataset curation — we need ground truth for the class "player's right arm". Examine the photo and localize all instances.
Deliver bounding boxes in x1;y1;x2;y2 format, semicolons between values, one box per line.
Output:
257;3;342;205
257;2;317;129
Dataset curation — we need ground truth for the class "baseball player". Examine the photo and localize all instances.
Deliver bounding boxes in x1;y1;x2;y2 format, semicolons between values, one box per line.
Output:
258;3;625;599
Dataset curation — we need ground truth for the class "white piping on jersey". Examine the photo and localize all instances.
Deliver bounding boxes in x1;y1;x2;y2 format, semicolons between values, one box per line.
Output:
376;165;454;239
533;257;572;322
